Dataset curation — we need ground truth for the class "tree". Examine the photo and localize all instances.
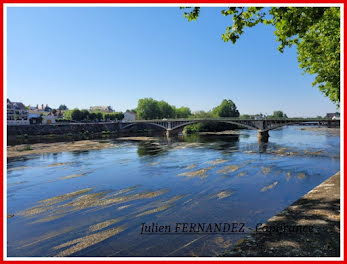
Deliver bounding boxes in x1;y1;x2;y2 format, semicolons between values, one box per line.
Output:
89;112;97;121
157;100;175;119
126;109;137;113
271;110;288;119
212;99;240;118
103;113;110;120
181;7;340;105
63;110;73;120
81;109;89;120
96;112;103;121
71;109;82;121
103;112;124;121
114;112;124;120
58;104;68;110
192;110;214;118
136;98;161;120
239;114;251;119
175;107;192;118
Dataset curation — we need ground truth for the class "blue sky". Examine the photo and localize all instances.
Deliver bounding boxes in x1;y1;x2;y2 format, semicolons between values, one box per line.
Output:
7;7;338;117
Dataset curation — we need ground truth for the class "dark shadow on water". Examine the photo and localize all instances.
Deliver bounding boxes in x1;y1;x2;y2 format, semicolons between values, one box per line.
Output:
137;141;169;157
223;196;340;257
258;141;268;153
136;134;241;157
182;134;240;152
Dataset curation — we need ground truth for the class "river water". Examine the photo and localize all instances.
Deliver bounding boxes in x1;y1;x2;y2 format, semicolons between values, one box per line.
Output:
7;126;340;257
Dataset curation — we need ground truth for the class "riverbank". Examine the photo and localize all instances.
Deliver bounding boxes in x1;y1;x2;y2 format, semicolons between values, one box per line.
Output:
7;140;119;159
6;137;162;158
222;171;340;257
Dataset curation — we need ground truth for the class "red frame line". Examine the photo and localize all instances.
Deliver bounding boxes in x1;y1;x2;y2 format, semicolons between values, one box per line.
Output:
0;1;344;263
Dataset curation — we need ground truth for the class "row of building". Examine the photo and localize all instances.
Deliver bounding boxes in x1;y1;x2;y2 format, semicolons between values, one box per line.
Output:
7;99;137;125
7;99;58;125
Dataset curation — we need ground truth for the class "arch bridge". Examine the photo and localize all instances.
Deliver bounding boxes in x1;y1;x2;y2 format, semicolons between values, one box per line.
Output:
119;118;340;141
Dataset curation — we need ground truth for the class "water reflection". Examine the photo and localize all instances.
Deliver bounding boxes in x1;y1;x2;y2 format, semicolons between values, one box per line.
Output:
258;141;268;153
137;141;168;157
135;134;240;157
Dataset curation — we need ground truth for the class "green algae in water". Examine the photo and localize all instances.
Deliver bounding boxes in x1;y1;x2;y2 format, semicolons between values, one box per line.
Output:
54;225;127;257
89;217;124;232
217;165;240;174
261;181;278;192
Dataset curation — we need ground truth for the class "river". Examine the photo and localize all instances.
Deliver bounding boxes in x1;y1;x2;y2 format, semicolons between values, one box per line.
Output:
7;126;340;257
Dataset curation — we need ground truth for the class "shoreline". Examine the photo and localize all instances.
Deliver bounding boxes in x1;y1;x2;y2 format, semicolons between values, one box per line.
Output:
222;171;340;257
6;140;119;159
6;137;163;159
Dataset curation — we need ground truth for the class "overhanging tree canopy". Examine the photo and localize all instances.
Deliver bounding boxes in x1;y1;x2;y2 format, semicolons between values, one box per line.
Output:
181;7;340;105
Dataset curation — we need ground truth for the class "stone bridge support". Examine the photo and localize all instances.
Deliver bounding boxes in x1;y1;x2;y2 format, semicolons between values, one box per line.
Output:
166;129;181;137
257;130;269;142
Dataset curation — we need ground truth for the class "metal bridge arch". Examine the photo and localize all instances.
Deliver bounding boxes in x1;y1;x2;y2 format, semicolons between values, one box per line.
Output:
263;120;320;131
121;122;167;130
170;120;258;131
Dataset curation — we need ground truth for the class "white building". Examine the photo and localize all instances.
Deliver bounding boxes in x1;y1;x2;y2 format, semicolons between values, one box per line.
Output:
89;106;114;113
123;111;136;122
42;115;56;124
7;99;29;125
28;112;40;124
326;112;340;120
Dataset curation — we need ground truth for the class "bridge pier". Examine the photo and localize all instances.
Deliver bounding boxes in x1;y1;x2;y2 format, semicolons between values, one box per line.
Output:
166;129;172;138
166;129;180;138
257;130;269;143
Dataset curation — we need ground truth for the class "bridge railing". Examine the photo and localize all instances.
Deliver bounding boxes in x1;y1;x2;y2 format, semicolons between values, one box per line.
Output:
120;118;336;123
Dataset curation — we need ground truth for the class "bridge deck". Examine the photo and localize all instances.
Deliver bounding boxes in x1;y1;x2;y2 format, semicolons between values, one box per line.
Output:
121;118;336;123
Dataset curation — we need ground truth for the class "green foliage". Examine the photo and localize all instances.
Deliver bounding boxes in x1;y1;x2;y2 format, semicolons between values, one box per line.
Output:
89;112;97;121
212;99;240;118
71;109;82;121
81;109;90;120
103;112;124;120
175;106;192;118
137;98;161;120
63;110;73;120
136;98;193;120
295;8;340;104
58;104;68;110
181;7;340;105
183;123;201;134
183;111;214;133
183;121;237;134
180;6;200;21
183;99;239;133
157;100;176;119
192;110;214;118
268;110;288;119
63;108;122;121
239;114;251;119
96;112;103;121
116;112;125;120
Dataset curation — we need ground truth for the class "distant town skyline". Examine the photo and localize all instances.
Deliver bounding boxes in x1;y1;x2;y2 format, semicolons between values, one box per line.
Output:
7;7;339;117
